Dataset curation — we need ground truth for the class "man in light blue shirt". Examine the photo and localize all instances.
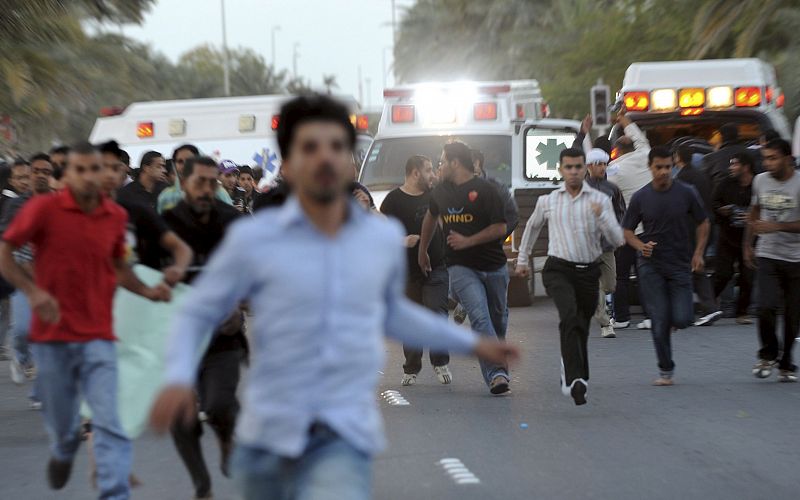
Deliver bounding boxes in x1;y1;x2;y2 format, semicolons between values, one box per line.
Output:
149;95;518;500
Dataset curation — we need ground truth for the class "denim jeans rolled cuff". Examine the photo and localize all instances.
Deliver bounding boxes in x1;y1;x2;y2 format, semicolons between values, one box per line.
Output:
231;427;372;500
448;264;510;385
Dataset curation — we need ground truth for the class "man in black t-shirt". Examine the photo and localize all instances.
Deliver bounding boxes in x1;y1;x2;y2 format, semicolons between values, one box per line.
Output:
161;156;244;500
381;155;451;386
419;141;511;395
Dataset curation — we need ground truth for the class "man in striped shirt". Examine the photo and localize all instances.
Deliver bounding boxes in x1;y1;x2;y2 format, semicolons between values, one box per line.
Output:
515;148;625;405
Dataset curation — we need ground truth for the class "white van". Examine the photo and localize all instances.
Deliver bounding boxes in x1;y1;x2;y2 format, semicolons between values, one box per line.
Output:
360;80;581;302
89;94;372;182
610;58;791;149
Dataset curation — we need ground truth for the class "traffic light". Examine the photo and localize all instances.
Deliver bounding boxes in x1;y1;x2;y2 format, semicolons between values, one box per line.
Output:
591;84;610;127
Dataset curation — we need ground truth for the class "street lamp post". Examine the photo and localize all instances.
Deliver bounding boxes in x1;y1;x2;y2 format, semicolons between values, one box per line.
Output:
293;43;300;80
271;25;281;68
221;0;231;96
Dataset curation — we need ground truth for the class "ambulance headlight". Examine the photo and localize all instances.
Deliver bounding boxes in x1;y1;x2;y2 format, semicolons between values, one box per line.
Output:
650;89;677;111
706;86;733;108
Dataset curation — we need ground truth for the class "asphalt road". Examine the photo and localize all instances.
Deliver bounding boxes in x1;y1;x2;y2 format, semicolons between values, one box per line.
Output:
1;299;798;499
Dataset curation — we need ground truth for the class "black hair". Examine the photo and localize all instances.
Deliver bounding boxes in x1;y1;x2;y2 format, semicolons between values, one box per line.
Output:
238;165;254;178
443;141;473;170
183;156;218;179
405;155;432;177
648;145;673;165
732;151;755;173
593;137;612;155
140;150;163;169
471;149;485;171
559;147;585;164
763;138;792;157
29;153;51;164
70;141;98;156
120;150;130;166
49;145;69;156
172;144;199;162
12;159;29;168
719;123;739;144
675;145;693;167
761;129;781;142
252;166;264;183
277;94;356;160
98;140;129;164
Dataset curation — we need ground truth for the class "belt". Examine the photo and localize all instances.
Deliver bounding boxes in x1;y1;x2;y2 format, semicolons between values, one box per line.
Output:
547;256;599;270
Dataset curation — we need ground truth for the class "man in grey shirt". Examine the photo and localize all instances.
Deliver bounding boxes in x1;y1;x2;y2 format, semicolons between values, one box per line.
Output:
746;139;800;383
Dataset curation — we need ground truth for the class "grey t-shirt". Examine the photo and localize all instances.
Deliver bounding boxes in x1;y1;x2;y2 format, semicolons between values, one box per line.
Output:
752;171;800;262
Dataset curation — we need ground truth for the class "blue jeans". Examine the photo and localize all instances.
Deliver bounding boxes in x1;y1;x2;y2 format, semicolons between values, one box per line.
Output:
232;425;371;500
448;264;510;385
637;260;694;377
31;340;131;500
10;291;32;366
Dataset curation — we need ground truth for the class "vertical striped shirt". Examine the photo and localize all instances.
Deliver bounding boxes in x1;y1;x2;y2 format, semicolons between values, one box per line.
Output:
517;182;624;265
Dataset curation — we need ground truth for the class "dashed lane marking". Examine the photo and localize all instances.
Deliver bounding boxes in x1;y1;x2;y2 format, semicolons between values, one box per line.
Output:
438;458;481;485
380;389;410;406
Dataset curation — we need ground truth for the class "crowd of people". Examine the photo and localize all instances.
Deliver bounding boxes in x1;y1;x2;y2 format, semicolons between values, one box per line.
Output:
0;93;796;500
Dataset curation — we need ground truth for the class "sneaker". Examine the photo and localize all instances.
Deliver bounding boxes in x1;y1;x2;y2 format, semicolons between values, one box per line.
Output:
752;359;776;379
401;374;416;386
611;320;630;329
9;357;25;385
47;457;73;490
29;399;42;411
637;319;651;330
736;316;753;325
652;377;674;386
570;380;587;405
434;365;452;384
777;370;798;383
453;304;467;325
489;376;510;395
694;310;723;327
601;326;616;338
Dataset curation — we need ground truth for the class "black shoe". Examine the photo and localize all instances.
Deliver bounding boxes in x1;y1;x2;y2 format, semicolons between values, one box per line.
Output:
490;376;510;395
570;381;587;406
47;457;73;490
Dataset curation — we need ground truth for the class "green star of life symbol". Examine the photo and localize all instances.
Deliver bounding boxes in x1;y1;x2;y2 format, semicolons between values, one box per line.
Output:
536;138;567;170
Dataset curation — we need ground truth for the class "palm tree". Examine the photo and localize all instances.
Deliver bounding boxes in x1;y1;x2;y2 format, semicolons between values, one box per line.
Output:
689;0;788;58
322;75;339;95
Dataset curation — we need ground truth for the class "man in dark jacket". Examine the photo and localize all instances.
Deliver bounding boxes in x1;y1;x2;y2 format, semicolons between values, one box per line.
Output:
675;145;722;326
703;123;749;190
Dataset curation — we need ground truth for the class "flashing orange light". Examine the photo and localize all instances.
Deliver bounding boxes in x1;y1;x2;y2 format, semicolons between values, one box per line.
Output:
610;147;620;160
623;91;649;111
391;105;415;123
680;108;704;116
516;104;525;119
271;115;280;130
356;114;369;130
474;102;498;121
100;106;125;117
136;121;154;138
679;88;705;108
735;87;761;107
776;92;785;108
766;86;774;103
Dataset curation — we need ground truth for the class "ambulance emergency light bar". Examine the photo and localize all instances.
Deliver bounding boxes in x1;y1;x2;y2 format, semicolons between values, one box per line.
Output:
622;85;783;113
385;82;509;124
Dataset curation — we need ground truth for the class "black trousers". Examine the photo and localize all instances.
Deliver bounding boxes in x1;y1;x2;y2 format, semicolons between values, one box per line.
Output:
757;257;800;372
712;240;753;316
542;257;601;387
171;348;243;497
403;265;450;374
613;243;648;322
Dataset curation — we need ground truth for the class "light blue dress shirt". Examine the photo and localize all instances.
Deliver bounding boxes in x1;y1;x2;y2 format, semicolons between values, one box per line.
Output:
164;196;478;458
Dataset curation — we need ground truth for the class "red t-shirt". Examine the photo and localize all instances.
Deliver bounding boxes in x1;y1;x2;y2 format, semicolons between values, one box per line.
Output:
3;189;128;343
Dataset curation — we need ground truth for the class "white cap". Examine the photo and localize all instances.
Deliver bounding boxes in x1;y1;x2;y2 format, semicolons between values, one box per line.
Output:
586;148;610;165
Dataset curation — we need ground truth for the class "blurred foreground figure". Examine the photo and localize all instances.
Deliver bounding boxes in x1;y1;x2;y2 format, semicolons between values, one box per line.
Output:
0;143;170;499
149;95;518;500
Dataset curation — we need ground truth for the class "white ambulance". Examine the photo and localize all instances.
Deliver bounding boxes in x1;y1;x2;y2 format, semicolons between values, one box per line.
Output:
89;94;372;183
360;80;582;303
610;58;791;151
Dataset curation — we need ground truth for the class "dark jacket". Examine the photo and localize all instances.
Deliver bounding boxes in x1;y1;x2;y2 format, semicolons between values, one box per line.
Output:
676;164;714;223
702;142;749;191
711;176;752;247
586;176;626;252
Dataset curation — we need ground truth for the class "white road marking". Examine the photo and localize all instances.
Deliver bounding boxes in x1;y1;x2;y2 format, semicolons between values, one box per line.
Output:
437;458;481;485
380;390;410;406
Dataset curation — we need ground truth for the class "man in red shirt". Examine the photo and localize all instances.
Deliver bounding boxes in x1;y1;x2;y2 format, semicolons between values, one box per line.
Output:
0;142;171;499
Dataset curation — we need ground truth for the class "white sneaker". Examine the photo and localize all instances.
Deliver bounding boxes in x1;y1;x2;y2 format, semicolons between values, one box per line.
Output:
778;370;798;383
637;319;651;330
752;359;776;379
601;326;616;338
29;400;42;411
9;357;25;385
694;310;723;327
611;320;629;329
434;365;452;384
401;374;416;386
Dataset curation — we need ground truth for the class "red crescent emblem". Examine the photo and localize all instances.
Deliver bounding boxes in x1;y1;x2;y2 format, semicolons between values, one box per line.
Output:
468;190;478;202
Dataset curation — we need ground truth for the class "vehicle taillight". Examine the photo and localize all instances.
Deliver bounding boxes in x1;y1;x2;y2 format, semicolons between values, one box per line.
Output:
624;92;649;111
735;87;761;107
356;114;369;130
516;104;524;119
474;102;497;121
136;121;154;138
100;106;125;117
541;102;551;118
678;88;705;108
391;105;415;123
776;92;785;108
680;108;704;116
271;115;280;130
